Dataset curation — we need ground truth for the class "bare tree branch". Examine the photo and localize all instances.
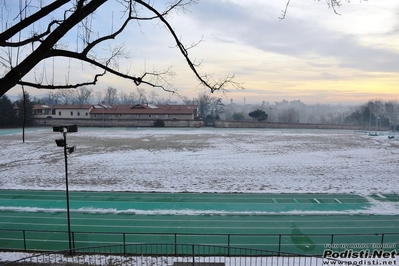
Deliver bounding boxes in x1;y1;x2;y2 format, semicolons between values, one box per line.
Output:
0;0;243;97
18;71;106;90
0;0;69;43
0;0;108;96
280;0;355;20
1;20;63;47
135;0;244;93
279;0;291;20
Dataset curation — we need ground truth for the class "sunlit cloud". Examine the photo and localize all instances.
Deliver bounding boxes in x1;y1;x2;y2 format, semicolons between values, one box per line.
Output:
5;0;399;104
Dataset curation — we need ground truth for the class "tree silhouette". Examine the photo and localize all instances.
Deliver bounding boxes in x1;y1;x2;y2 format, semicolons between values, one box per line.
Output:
249;109;268;121
0;95;16;126
0;0;243;97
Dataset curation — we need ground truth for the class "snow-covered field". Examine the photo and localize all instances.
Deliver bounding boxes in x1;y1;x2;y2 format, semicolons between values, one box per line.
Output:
1;127;399;263
1;127;399;216
1;127;398;195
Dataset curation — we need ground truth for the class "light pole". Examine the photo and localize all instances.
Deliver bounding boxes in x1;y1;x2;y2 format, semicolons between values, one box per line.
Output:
53;125;77;254
269;107;273;122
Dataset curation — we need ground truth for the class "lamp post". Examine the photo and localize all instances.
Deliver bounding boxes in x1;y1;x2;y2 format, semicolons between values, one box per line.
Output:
269;107;273;122
53;125;77;254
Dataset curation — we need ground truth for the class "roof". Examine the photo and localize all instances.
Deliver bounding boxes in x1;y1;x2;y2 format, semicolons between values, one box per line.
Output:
90;104;198;115
33;104;92;110
33;104;51;110
32;104;198;115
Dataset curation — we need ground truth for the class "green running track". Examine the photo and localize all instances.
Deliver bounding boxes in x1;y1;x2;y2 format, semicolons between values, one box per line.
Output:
0;190;398;255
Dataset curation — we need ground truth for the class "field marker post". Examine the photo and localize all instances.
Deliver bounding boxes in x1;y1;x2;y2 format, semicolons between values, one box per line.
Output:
123;233;126;254
22;230;26;251
227;234;231;256
191;244;195;266
72;232;75;250
380;233;385;248
174;234;177;255
278;234;282;256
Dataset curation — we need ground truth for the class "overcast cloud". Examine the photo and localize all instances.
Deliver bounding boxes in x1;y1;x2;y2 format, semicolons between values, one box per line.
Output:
4;0;399;104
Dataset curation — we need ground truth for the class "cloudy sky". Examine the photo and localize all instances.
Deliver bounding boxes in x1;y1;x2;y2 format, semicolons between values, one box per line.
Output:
4;0;399;104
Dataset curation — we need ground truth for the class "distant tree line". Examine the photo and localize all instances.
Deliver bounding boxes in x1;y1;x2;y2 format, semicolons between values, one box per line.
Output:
2;90;398;130
227;100;398;128
344;100;399;129
0;87;227;127
37;87;226;121
41;86;158;106
0;94;35;127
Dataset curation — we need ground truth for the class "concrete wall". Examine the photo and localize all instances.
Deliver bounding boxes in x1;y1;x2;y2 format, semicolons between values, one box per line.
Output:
33;118;386;131
90;113;194;120
32;118;204;128
214;120;386;131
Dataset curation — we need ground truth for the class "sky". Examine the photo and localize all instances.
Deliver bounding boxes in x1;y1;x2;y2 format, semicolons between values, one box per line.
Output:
3;0;399;104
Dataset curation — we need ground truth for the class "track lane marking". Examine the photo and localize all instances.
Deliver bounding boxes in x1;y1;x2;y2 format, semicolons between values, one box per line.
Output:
334;198;342;203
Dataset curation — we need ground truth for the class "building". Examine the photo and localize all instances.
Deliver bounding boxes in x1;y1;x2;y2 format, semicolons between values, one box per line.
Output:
33;104;198;120
90;104;198;120
33;104;92;119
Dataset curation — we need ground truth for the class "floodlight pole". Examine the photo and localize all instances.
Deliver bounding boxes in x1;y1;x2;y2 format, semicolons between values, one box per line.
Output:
54;125;77;255
62;131;73;254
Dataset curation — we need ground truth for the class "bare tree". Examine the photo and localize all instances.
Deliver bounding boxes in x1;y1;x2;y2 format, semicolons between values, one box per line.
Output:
385;101;398;127
0;0;243;97
119;91;137;105
278;108;299;123
71;87;93;105
148;91;159;104
181;96;198;105
197;92;212;117
94;91;103;104
104;87;118;105
56;90;74;104
211;98;225;118
136;87;147;103
44;91;61;105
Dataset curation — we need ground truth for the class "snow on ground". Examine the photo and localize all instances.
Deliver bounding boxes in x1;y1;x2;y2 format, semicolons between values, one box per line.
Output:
1;127;398;195
0;251;348;266
1;127;399;215
1;127;399;263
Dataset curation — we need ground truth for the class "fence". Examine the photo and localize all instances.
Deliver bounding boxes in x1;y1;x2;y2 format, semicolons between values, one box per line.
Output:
0;243;345;266
1;229;398;256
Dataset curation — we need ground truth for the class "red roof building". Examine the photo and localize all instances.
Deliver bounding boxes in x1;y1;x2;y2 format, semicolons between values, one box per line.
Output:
32;104;198;120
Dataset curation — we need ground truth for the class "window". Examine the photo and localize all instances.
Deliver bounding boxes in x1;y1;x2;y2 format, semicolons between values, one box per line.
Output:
52;110;56;115
77;112;80;116
70;111;73;116
148;114;152;118
85;112;88;116
58;111;61;116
